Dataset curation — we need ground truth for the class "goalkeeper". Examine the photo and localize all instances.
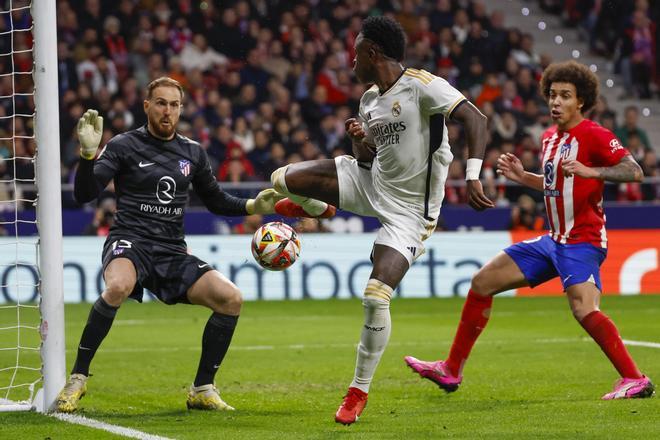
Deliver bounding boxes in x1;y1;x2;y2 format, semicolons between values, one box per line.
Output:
56;77;284;413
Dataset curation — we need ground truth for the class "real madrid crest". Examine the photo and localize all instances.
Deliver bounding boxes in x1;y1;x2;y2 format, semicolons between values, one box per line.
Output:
391;101;401;117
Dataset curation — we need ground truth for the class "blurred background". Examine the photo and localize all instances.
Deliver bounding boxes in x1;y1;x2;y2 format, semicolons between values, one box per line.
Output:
0;0;658;238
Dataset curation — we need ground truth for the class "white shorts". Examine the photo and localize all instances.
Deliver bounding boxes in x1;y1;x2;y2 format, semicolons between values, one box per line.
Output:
335;155;446;266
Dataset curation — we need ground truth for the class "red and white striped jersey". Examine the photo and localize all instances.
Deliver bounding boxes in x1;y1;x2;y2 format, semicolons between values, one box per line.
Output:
540;119;629;248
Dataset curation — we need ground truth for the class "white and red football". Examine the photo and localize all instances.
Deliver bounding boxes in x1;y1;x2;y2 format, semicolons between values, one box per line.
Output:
251;222;301;271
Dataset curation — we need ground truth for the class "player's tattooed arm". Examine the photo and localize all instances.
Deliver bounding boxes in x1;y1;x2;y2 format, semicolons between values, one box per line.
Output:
562;155;643;182
593;155;644;182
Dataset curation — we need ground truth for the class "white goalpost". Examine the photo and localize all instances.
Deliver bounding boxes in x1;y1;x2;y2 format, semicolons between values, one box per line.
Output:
0;0;64;412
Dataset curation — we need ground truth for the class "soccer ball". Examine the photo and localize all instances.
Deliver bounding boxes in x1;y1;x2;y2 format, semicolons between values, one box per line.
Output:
251;222;301;271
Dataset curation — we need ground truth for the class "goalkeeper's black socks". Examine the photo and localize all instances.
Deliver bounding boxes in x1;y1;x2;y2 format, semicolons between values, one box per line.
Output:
194;313;239;387
71;296;119;376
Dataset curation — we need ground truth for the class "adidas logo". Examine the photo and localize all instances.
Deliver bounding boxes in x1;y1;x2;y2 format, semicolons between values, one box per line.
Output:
262;231;274;242
406;246;417;256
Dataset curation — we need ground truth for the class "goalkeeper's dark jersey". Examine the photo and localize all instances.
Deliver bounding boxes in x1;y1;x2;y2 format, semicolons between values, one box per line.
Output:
74;126;247;244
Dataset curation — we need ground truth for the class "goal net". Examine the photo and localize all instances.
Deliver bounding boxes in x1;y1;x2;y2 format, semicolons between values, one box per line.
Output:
0;0;64;412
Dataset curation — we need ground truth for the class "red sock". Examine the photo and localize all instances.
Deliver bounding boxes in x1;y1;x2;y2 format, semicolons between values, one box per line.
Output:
580;311;642;379
445;289;493;377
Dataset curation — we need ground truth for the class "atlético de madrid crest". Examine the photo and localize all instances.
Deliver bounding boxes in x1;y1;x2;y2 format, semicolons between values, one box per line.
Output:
179;159;191;176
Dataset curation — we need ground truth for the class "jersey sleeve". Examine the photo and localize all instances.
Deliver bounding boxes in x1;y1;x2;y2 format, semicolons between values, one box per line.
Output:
419;76;467;118
73;137;122;204
589;127;629;166
191;147;248;216
94;137;123;179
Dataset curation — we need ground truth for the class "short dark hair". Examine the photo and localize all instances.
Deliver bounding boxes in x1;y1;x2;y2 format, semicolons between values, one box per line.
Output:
540;61;599;113
147;77;184;100
361;16;406;61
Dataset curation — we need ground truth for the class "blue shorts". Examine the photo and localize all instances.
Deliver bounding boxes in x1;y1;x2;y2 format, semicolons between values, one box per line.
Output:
503;235;607;291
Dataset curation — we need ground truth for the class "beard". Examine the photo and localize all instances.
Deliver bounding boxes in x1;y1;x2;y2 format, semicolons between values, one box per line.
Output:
149;118;176;140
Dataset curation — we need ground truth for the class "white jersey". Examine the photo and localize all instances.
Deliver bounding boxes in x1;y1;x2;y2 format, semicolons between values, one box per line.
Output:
359;68;465;220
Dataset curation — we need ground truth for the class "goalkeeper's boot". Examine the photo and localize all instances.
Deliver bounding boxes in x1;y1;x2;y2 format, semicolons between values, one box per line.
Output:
602;376;655;400
55;373;88;413
186;384;235;410
274;198;336;219
335;387;368;425
404;356;462;392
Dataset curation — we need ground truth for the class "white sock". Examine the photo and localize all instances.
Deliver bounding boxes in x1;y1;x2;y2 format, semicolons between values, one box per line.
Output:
271;166;328;216
350;279;393;393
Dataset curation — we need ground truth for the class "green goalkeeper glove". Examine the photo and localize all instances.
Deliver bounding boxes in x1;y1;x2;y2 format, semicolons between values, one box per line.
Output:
246;189;286;215
78;109;104;160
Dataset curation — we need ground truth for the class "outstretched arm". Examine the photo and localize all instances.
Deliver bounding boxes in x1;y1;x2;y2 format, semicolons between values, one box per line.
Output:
451;102;495;211
562;155;644;182
193;151;284;216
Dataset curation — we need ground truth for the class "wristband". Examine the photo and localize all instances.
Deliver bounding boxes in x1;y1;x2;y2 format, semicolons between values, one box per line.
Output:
465;158;483;180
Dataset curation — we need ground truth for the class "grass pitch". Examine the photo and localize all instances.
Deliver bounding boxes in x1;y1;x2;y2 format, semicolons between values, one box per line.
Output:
1;295;659;439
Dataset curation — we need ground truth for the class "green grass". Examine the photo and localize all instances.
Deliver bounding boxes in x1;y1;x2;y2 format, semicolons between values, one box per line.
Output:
1;295;660;439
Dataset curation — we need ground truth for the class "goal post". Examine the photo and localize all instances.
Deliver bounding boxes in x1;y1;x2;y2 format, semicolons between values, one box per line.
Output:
0;0;65;413
32;0;65;413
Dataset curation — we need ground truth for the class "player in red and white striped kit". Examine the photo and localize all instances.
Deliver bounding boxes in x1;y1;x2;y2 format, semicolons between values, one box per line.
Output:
406;60;655;400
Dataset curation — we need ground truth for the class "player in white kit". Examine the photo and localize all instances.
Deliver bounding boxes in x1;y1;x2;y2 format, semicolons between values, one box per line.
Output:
270;16;494;424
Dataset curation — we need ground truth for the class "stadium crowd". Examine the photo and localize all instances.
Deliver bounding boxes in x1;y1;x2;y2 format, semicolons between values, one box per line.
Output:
0;0;659;225
554;0;659;99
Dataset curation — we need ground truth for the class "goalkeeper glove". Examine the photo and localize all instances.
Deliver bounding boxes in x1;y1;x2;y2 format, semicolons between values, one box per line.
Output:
246;189;286;215
78;109;104;160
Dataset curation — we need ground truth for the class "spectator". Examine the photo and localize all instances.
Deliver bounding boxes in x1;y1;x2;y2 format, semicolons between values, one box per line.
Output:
0;158;12;213
494;80;524;114
180;34;228;73
618;10;655;99
516;67;539;103
212;5;255;59
487;10;509;72
294;217;330;233
640;149;659;200
247;129;271;177
510;33;541;70
301;85;333;130
491;111;522;147
113;0;138;40
168;17;193;55
102;15;128;79
83;196;116;236
627;133;650;162
462;21;492;71
233;117;255;153
218;144;255;182
263;142;288;179
262;40;292;83
232;214;263;235
444;161;467;204
452;8;471;45
509;194;545;231
240;49;271;100
58;42;79;96
615;106;652;151
475;73;502;108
